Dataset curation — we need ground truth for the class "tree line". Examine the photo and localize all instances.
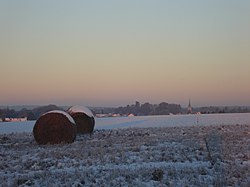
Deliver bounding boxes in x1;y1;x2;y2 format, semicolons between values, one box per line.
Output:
1;103;250;121
0;105;63;121
115;101;182;116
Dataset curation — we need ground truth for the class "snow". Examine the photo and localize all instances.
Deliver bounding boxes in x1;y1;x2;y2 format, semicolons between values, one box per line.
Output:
45;110;76;124
67;105;94;117
0;124;249;186
1;113;250;134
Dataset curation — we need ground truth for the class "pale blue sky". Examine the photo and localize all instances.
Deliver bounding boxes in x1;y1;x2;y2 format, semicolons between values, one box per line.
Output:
1;0;250;107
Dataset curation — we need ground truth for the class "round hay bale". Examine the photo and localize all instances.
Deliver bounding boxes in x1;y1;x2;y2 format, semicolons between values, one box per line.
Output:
67;106;95;134
33;110;76;144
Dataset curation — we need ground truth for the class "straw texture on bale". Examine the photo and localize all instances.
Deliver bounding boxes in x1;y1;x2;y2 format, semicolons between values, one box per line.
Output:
33;111;76;144
67;106;95;134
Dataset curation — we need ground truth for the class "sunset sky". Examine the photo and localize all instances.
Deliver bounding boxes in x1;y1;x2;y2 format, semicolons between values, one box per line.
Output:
1;0;250;107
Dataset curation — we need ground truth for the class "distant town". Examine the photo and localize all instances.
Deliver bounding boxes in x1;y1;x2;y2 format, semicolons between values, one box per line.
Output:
1;101;250;122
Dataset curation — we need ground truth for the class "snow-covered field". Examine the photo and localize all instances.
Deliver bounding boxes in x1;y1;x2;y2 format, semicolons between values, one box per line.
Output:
0;124;249;186
1;113;250;134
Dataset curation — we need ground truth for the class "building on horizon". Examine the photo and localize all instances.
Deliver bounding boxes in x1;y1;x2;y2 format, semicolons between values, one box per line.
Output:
187;99;192;114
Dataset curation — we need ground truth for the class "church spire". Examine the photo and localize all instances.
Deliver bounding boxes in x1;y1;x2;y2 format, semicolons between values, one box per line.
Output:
187;99;192;114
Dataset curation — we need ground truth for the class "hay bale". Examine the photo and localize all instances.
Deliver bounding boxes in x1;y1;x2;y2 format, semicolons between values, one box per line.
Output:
67;106;95;134
33;110;76;144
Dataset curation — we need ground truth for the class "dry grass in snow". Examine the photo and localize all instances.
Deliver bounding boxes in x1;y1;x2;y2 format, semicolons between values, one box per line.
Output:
0;124;249;186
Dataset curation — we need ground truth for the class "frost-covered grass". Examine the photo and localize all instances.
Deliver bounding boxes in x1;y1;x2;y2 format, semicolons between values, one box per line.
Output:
0;124;249;186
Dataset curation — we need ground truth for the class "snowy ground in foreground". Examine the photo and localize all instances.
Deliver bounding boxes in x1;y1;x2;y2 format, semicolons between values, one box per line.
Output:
0;124;249;187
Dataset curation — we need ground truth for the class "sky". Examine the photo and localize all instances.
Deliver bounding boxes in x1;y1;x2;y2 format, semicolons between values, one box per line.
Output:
0;0;250;107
